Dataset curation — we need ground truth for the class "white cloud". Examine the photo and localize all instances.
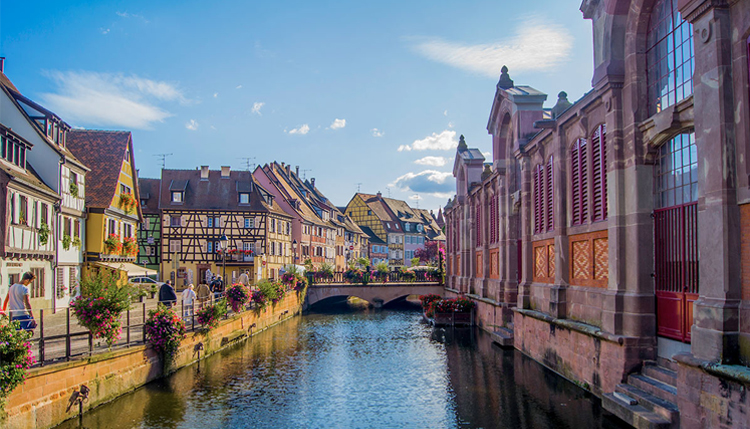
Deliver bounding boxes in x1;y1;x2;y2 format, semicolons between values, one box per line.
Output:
390;170;455;197
371;128;384;137
39;71;187;129
398;130;457;152
410;18;573;77
116;11;149;23
251;102;265;115
185;119;199;131
236;84;243;89
409;194;422;201
414;156;448;167
329;118;346;130
482;151;492;159
448;122;454;128
100;28;110;35
213;92;218;98
443;110;448;116
288;124;310;135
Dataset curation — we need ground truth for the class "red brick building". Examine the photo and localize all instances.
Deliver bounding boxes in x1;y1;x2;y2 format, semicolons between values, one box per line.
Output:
445;0;750;427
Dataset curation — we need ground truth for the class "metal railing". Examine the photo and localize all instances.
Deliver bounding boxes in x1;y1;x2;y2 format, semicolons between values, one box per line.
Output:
307;269;442;286
16;291;255;368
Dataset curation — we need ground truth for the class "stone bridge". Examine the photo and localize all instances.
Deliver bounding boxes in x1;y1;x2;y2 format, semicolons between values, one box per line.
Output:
306;282;443;308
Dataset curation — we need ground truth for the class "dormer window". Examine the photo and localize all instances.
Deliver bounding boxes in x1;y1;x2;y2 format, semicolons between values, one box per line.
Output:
405;223;411;231
1;129;29;169
171;191;183;203
395;224;400;230
239;193;250;204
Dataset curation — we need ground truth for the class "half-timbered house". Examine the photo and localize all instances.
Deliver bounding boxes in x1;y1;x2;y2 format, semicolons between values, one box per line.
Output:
67;130;147;281
137;177;161;273
160;166;292;288
0;60;89;310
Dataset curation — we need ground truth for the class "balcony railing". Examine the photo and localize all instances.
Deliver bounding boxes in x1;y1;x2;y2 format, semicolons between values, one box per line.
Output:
307;269;442;286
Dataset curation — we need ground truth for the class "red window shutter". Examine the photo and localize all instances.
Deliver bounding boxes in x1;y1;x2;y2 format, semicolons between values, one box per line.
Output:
534;166;542;234
476;203;481;246
580;139;589;222
571;141;580;225
592;124;607;221
546;157;554;231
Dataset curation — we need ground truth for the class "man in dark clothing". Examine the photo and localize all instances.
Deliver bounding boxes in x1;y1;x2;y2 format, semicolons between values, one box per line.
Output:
211;276;224;300
159;280;177;307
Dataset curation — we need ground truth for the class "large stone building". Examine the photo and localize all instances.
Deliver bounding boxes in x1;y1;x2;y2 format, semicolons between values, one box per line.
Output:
445;0;750;427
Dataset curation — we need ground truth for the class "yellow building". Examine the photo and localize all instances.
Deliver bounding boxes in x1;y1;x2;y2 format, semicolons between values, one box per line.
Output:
67;130;149;282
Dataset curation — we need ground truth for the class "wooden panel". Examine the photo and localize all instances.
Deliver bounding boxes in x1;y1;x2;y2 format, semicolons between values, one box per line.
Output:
533;239;554;284
489;249;500;279
475;252;483;278
568;230;608;288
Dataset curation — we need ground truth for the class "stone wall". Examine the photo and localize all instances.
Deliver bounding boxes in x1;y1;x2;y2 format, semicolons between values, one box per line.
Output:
2;293;303;429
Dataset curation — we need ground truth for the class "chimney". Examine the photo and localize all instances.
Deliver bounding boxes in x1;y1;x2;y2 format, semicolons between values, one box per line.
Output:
295;166;299;176
310;178;315;188
286;164;291;176
281;162;285;170
221;166;230;178
200;165;209;180
376;191;382;198
0;57;5;73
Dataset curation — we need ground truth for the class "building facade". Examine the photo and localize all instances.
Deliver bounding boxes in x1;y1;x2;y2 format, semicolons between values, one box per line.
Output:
137;178;161;274
445;0;750;427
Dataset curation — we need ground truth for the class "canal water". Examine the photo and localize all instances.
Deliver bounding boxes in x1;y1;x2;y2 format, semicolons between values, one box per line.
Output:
56;302;626;429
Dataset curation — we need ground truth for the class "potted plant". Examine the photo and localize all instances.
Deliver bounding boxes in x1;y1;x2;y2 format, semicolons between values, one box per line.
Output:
145;304;186;366
0;316;35;402
196;299;227;330
69;181;79;197
72;235;82;249
70;271;136;348
104;234;122;254
38;221;50;245
62;234;72;250
120;192;137;214
122;236;138;257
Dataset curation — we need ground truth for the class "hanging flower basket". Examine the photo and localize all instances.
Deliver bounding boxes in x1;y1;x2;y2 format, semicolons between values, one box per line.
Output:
145;304;186;359
122;236;138;257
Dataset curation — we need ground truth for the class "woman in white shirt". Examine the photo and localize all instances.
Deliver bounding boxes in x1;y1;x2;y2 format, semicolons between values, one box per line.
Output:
181;284;197;318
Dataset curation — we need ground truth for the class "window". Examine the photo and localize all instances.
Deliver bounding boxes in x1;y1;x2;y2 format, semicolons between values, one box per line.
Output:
244;242;255;255
170;240;181;253
239;193;249;204
368;210;372;215
30;267;45;298
244;218;254;228
108;219;117;236
270;219;275;233
475;203;481;246
207;241;213;253
41;203;48;225
270;241;275;256
655;133;697;208
533;157;554;234
405;223;411;231
123;223;132;238
647;0;693;115
19;196;28;225
64;217;71;237
120;184;131;195
170;216;182;227
570;129;609;226
286;222;291;235
171;191;183;203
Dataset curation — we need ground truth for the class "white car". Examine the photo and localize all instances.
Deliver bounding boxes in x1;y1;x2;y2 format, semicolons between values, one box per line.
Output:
129;276;164;287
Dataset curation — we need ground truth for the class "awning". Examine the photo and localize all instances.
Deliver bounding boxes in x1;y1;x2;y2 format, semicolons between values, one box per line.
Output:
92;262;158;277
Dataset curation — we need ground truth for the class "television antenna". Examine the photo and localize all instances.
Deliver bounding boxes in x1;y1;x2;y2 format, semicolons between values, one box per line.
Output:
154;153;173;169
300;169;312;180
239;157;256;171
356;183;363;192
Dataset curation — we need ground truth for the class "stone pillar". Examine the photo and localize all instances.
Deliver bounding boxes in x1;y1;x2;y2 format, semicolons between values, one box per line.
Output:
550;130;569;319
680;0;741;363
517;154;533;309
503;169;520;306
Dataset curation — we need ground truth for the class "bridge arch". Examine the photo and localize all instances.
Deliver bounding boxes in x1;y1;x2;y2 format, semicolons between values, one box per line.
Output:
306;283;444;308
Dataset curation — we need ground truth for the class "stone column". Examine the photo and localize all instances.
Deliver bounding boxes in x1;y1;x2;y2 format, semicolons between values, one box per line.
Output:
517;154;533;309
550;130;569;319
503;169;520;306
680;0;741;363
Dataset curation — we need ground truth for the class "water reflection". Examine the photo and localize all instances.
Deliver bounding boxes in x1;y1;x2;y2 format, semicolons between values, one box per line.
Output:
56;304;625;429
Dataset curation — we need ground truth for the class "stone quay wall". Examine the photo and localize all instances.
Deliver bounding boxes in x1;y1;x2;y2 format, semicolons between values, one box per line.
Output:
3;293;303;429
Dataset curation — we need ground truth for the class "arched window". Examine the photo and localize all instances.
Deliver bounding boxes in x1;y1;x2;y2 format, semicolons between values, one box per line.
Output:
646;0;694;116
655;133;697;208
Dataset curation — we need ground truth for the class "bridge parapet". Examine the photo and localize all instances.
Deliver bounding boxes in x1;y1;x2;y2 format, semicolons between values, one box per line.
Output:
306;281;444;307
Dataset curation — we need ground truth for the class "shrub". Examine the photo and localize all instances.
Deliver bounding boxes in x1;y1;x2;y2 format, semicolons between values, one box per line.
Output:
419;294;442;309
343;267;365;284
145;304;186;359
196;299;227;329
122;236;138;256
0;316;34;401
70;271;135;347
38;221;50;246
399;267;416;282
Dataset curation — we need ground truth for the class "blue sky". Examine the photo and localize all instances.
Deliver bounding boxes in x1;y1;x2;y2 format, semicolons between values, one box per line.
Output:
1;0;593;213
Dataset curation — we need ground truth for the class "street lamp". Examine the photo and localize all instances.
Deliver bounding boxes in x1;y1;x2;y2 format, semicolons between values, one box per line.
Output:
219;234;228;282
292;239;298;263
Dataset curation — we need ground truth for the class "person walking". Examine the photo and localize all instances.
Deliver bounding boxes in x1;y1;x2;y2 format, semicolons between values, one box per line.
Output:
211;275;224;300
181;284;197;317
2;272;37;331
239;270;249;286
196;282;212;307
159;280;177;307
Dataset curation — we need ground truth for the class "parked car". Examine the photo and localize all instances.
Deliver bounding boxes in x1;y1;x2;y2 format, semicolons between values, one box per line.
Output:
129;276;164;287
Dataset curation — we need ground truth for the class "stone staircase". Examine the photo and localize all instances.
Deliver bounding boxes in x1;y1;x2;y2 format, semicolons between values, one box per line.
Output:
490;325;514;347
603;358;680;428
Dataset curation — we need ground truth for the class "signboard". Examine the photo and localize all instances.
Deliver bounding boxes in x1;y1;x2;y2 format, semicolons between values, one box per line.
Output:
349;245;354;250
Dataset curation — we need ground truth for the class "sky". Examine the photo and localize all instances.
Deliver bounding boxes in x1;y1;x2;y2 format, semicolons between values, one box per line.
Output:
0;0;594;214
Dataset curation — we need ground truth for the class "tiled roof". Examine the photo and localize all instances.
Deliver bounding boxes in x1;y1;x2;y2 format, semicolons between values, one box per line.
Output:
138;178;161;215
359;226;385;245
66;130;134;210
0;71;20;93
159;168;289;216
0;162;58;199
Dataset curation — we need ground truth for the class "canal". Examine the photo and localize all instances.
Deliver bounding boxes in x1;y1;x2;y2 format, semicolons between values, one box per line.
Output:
56;301;627;429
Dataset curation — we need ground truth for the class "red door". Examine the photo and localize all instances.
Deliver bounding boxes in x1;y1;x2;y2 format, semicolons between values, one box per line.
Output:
654;202;698;342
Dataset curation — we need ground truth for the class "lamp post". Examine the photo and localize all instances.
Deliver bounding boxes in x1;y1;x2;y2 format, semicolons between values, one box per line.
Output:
219;234;228;282
292;239;298;264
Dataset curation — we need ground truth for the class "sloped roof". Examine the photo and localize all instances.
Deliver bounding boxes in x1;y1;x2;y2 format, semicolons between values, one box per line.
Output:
138;177;161;215
67;130;134;209
0;162;58;199
159;168;289;216
261;163;328;227
359;226;385;245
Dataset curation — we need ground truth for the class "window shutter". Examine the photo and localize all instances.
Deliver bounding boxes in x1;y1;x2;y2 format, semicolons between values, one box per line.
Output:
571;141;580;225
592;124;607;221
475;203;481;246
534;166;542;234
546;157;554;232
581;139;589;223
